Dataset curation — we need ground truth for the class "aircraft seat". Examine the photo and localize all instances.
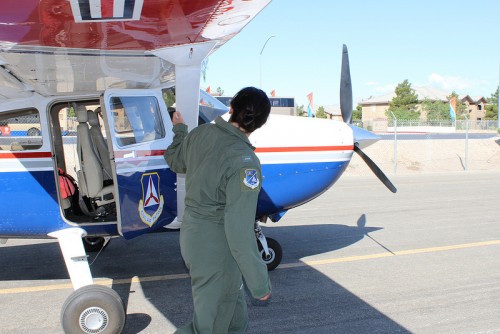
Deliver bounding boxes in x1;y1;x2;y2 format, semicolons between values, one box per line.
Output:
76;106;115;207
87;111;112;181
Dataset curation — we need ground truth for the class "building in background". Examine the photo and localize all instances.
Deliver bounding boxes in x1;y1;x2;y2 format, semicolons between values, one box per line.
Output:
215;96;296;116
359;86;487;122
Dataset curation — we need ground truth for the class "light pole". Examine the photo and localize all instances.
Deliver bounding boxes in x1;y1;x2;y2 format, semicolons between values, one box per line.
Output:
259;35;276;89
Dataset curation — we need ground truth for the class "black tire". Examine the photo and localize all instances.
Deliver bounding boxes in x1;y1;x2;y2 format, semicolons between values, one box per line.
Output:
61;285;125;334
27;127;41;136
83;237;106;252
257;237;283;271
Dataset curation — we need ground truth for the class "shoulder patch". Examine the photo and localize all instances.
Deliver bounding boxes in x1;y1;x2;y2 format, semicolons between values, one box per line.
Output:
242;155;253;163
241;168;260;190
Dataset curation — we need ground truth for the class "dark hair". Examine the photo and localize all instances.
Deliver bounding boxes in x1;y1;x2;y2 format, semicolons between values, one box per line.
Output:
229;87;271;133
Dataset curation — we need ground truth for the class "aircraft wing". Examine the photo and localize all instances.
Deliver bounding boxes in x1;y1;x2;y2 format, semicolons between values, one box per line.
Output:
0;0;271;98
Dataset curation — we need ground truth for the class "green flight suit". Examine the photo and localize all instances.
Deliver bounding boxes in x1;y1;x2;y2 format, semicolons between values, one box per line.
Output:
164;116;271;334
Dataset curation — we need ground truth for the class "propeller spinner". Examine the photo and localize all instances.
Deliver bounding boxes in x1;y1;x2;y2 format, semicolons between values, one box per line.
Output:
340;44;397;193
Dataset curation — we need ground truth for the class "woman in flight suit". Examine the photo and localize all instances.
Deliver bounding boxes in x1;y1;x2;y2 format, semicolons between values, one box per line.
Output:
164;87;272;334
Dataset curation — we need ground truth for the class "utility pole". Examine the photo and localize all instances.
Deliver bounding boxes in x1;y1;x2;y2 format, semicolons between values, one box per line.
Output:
259;35;276;89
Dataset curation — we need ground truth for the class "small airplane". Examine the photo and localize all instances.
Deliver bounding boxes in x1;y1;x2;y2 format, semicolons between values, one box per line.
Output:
0;1;396;333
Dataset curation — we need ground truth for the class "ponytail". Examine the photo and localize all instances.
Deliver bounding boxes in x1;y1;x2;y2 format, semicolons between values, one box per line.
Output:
229;87;271;133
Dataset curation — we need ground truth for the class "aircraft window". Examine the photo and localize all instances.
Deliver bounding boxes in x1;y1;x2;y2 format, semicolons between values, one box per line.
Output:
162;87;229;125
215;96;232;107
199;90;229;122
109;96;165;147
0;108;42;151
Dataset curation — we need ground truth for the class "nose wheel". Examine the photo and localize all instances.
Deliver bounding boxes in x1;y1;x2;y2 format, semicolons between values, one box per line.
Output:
257;237;282;271
255;221;283;271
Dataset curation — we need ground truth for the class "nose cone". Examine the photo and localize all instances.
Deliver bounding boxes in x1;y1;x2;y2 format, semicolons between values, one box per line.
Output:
349;124;380;149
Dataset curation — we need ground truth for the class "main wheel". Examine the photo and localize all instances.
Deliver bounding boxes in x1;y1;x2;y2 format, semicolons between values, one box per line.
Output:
257;237;283;271
61;285;125;334
27;127;41;136
83;237;106;252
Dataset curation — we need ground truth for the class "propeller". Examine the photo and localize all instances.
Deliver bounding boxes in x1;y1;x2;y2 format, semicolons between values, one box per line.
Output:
339;44;397;193
340;45;353;124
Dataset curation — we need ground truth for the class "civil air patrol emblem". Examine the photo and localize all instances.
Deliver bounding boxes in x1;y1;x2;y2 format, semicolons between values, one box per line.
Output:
138;172;164;227
242;169;260;190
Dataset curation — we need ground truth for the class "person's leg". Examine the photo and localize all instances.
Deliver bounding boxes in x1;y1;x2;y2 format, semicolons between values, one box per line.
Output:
227;288;249;334
178;220;243;333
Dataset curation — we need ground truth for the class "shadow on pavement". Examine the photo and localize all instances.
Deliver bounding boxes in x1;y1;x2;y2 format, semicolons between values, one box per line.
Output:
0;221;409;333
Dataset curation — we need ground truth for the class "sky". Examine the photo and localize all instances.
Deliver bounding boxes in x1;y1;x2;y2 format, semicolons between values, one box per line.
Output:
202;0;500;108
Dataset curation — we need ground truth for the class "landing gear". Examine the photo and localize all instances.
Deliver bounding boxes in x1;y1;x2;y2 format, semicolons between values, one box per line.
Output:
255;221;283;271
83;237;109;252
257;237;282;271
61;285;125;334
49;228;124;334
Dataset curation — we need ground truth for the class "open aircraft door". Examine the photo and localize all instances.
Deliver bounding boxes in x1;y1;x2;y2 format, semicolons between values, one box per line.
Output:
101;89;177;239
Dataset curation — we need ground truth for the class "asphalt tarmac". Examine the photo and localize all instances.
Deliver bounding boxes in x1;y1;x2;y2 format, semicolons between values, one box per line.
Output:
1;171;500;333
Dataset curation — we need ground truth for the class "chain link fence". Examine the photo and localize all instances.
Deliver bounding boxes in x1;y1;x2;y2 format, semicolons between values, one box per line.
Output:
358;119;499;132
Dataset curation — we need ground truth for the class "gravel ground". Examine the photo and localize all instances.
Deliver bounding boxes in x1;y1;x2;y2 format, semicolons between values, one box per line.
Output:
344;137;500;176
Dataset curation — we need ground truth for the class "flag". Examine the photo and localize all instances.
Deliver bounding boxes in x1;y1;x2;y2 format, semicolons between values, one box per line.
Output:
449;96;456;121
206;86;211;93
270;90;276;97
307;92;314;117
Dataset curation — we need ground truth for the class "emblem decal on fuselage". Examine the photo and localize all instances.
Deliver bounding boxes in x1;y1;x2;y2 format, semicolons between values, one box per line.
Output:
138;172;164;227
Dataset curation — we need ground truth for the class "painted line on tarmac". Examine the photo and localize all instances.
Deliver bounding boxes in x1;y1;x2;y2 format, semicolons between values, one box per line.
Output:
278;239;500;269
0;273;190;295
1;239;499;295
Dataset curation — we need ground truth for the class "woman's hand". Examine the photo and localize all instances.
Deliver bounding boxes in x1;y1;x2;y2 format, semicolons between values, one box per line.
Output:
259;292;271;301
172;111;185;126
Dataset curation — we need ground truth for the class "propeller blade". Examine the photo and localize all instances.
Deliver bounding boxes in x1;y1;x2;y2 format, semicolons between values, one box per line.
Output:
340;44;353;124
353;143;397;193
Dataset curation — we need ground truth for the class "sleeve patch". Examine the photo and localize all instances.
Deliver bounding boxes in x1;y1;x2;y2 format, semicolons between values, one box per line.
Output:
242;155;253;163
241;168;260;191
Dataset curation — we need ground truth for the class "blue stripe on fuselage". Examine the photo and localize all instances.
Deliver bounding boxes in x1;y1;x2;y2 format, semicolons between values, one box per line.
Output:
257;161;349;217
0;170;65;236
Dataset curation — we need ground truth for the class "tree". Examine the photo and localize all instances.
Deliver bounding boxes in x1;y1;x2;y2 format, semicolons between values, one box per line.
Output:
353;104;362;121
422;98;448;120
386;79;420;119
216;87;224;96
201;58;209;82
296;104;306;116
163;88;176;108
316;106;327;119
485;87;498;120
67;106;76;118
448;91;466;120
422;91;465;121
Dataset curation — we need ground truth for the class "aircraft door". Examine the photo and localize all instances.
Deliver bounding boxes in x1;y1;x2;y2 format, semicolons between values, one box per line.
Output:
101;89;177;239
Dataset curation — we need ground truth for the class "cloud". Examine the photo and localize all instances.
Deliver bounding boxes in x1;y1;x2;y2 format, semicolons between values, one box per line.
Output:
427;73;473;91
374;84;395;93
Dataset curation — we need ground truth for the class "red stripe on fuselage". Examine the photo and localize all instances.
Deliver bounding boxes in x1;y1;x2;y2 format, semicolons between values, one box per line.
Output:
114;146;354;159
0;152;52;159
255;145;354;153
114;150;166;159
